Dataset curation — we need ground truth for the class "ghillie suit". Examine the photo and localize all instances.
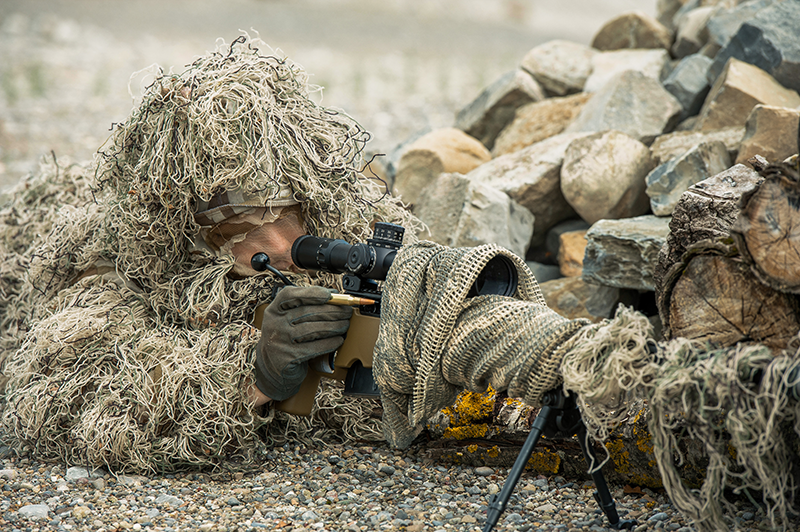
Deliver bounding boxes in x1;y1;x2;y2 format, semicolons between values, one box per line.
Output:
0;155;96;392
2;35;421;474
375;240;800;532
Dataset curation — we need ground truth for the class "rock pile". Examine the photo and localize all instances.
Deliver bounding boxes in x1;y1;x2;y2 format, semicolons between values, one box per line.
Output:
388;0;800;331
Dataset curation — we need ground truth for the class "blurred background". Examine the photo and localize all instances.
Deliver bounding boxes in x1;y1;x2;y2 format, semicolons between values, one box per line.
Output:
0;0;656;190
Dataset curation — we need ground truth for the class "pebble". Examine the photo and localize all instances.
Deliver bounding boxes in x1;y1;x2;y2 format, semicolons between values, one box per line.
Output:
533;478;549;489
0;441;793;532
18;504;49;519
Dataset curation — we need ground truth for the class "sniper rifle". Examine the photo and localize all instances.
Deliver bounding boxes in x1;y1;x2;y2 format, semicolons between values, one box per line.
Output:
251;222;518;416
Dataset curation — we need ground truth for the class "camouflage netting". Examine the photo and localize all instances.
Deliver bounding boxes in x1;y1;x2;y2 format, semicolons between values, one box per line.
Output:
1;34;421;474
373;241;589;448
374;244;800;531
563;309;800;532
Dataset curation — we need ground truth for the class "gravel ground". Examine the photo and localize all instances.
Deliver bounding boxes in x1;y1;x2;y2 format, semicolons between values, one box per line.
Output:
0;440;784;532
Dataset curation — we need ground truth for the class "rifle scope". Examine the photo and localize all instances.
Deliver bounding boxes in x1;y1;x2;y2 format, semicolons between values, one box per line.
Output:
291;222;518;297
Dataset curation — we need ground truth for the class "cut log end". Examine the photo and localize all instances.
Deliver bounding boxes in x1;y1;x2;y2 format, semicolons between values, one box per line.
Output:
668;254;799;350
733;161;800;294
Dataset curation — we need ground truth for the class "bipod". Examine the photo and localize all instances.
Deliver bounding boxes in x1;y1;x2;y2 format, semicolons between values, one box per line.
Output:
482;387;637;532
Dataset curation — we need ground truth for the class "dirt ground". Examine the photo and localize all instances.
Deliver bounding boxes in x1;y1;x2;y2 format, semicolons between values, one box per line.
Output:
0;0;655;190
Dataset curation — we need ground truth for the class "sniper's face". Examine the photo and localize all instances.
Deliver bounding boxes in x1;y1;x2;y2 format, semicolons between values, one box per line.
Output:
232;208;307;276
204;205;307;277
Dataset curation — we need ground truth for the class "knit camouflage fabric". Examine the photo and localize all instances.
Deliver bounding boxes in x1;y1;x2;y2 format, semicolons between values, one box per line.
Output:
373;241;588;448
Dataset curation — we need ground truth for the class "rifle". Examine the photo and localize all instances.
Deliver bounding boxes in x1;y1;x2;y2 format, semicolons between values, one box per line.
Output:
251;222;518;415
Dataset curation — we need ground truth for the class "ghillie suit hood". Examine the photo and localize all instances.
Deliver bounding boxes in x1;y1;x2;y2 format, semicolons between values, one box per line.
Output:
3;35;421;473
36;33;420;326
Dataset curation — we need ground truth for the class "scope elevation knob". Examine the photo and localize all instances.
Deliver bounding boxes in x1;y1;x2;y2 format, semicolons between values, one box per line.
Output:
370;222;404;249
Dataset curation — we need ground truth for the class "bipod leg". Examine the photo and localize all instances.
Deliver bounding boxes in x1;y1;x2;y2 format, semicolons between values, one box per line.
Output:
482;404;555;532
575;423;637;530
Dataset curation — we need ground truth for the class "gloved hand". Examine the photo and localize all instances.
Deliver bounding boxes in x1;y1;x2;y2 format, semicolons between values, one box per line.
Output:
254;285;353;401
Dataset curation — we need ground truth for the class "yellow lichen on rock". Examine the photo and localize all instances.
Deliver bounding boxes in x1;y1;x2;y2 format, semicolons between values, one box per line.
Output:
605;438;663;489
527;448;562;474
443;424;489;440
441;387;497;427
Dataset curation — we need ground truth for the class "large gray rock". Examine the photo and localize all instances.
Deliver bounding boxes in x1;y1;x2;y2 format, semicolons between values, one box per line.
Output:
663;53;714;119
414;172;534;257
540;276;623;323
455;69;545;151
467;132;589;246
591;11;672;51
584;49;672;93
671;6;715;59
520;40;596;97
735;104;800;165
710;0;800;92
695;57;800;131
380;127;431;186
561;130;655;225
670;0;703;30
393;128;491;207
706;0;778;51
565;70;683;144
526;261;562;284
491;93;591;157
657;0;692;30
645;140;732;216
650;126;744;165
583;215;673;291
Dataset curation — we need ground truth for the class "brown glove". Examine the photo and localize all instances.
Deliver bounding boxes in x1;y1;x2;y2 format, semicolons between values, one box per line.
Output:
254;286;352;401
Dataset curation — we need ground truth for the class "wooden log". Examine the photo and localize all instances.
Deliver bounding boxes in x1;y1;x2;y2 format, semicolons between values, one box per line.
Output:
661;241;800;349
732;157;800;294
653;163;763;317
423;392;705;488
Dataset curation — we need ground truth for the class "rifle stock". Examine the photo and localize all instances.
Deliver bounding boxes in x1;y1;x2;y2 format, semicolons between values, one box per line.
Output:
252;305;381;416
277;310;381;415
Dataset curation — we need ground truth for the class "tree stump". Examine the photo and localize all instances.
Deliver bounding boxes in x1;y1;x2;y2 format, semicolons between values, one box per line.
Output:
732;157;800;294
653;163;763;314
660;241;800;349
